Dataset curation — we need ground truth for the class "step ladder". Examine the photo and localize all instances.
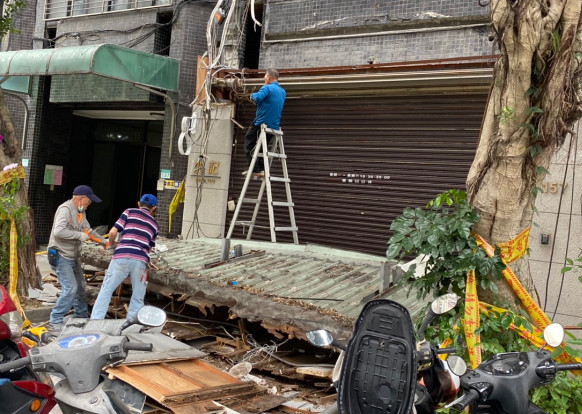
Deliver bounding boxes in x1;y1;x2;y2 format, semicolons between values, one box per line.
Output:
226;124;299;244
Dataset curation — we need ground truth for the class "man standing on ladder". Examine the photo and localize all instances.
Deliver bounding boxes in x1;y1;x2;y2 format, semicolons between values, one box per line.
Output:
243;68;286;179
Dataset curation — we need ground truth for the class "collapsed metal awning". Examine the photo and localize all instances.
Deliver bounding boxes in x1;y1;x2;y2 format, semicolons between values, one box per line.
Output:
217;55;496;97
0;44;179;92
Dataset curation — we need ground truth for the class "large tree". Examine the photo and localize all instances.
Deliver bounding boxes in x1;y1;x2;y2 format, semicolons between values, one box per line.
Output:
0;0;39;295
0;89;39;295
467;0;582;304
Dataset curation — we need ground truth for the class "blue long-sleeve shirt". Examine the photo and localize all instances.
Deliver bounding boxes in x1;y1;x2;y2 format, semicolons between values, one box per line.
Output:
250;81;286;129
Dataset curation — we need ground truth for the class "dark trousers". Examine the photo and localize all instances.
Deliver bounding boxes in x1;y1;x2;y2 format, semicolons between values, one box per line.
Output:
244;124;273;173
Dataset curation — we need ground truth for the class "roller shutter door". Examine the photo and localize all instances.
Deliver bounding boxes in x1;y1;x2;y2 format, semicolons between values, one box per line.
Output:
228;93;487;256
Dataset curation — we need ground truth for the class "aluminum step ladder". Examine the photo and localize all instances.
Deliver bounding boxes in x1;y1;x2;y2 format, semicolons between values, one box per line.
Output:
226;124;299;244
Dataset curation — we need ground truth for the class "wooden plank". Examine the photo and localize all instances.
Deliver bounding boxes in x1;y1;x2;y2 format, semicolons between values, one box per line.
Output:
167;359;240;386
195;56;208;105
296;366;333;378
108;358;258;411
158;362;207;388
107;365;171;401
162;382;256;404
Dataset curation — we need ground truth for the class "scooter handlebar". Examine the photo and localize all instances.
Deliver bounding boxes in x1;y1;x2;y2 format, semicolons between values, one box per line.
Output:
123;341;153;352
555;363;582;372
436;347;456;355
0;355;31;373
449;388;480;411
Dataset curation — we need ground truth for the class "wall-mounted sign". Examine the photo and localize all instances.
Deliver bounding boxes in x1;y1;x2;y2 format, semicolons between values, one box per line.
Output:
44;165;63;188
163;180;182;190
160;169;171;179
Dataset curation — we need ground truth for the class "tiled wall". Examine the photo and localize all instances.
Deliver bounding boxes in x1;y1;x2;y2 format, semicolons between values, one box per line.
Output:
156;2;214;238
267;0;488;34
261;0;493;68
5;1;213;243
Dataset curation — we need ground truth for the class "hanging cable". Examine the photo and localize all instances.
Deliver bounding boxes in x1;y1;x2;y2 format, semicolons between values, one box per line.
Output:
550;134;578;319
543;134;576;312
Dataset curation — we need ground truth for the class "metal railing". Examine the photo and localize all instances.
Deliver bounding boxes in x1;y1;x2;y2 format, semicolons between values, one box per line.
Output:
44;0;172;20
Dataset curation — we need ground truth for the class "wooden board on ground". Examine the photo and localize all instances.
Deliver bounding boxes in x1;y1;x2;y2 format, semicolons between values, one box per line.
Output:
296;366;333;378
107;359;262;413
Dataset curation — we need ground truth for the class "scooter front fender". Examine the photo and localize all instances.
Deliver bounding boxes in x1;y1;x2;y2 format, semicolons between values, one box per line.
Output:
53;377;119;414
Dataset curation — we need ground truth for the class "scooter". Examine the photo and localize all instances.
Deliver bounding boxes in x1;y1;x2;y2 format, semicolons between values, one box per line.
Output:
0;284;56;414
447;323;582;414
307;294;465;414
0;305;167;414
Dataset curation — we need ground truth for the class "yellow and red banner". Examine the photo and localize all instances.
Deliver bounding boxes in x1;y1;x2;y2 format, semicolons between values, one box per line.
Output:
465;227;580;370
2;166;30;329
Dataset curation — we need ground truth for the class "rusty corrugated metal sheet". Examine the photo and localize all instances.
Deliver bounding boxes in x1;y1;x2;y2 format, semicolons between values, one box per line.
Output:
228;93;488;256
82;238;426;324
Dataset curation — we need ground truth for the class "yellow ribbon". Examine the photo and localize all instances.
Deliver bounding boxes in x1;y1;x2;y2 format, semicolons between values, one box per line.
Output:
465;227;580;370
3;166;30;329
168;179;185;232
8;218;30;329
464;270;481;367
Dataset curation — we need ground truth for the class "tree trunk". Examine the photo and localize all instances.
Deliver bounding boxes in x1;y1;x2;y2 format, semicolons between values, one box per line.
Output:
0;87;39;295
467;0;582;305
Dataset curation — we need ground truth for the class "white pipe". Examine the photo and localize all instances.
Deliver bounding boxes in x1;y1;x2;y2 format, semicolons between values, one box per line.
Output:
4;91;29;151
250;0;262;27
134;84;176;159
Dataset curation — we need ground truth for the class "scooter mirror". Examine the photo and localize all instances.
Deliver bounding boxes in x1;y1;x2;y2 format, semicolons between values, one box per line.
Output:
446;355;467;377
306;329;334;347
431;293;459;315
543;323;565;348
136;305;167;327
118;305;167;334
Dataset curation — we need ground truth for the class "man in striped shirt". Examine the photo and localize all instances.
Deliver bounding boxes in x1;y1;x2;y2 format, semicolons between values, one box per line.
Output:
91;194;159;320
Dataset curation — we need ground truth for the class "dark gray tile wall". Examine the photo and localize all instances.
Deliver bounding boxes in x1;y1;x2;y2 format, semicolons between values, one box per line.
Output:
261;0;494;68
261;26;493;68
266;0;489;34
157;2;213;237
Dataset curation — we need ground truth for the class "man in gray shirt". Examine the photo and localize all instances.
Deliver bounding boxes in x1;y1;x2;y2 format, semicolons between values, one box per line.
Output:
47;185;104;332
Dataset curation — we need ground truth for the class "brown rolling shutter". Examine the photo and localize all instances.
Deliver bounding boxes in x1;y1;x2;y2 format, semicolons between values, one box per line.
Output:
228;93;487;256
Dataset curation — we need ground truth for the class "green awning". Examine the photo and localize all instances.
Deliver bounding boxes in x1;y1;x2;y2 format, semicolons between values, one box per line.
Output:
0;44;179;92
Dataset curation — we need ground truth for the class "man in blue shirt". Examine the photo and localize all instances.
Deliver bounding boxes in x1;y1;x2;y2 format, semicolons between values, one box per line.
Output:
243;68;286;178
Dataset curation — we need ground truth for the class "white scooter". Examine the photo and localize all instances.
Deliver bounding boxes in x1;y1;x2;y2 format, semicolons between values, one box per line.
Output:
0;306;167;414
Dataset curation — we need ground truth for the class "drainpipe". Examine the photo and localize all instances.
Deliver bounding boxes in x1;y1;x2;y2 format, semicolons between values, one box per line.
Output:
3;91;29;150
134;84;176;160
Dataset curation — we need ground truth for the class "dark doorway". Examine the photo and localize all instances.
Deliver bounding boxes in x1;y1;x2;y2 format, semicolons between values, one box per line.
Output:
70;116;162;230
243;4;262;69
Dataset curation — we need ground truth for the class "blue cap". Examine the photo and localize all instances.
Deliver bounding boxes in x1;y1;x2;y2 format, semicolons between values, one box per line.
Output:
73;185;102;203
140;194;157;207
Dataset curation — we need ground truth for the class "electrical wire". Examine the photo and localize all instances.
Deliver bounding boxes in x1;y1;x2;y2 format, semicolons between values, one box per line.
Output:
543;134;575;313
550;134;578;320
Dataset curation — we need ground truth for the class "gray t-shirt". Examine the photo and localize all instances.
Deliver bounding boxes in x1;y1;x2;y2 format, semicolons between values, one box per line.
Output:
47;199;99;260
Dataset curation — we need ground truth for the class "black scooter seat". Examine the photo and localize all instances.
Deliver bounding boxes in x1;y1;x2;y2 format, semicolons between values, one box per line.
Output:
337;299;417;414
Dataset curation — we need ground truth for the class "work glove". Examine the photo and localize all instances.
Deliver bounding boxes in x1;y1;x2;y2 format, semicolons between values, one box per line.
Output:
79;232;89;242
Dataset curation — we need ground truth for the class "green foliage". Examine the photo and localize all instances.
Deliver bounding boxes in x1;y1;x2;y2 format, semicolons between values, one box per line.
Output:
525;106;544;116
386;189;505;300
0;175;29;279
387;190;582;413
0;0;27;38
531;372;582;414
498;106;515;123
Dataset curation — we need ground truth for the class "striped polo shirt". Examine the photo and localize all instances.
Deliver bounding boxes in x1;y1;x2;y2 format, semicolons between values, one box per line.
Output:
112;208;159;263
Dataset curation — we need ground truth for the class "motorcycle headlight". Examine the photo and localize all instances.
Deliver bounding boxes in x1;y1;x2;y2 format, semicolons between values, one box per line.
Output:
0;309;24;338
